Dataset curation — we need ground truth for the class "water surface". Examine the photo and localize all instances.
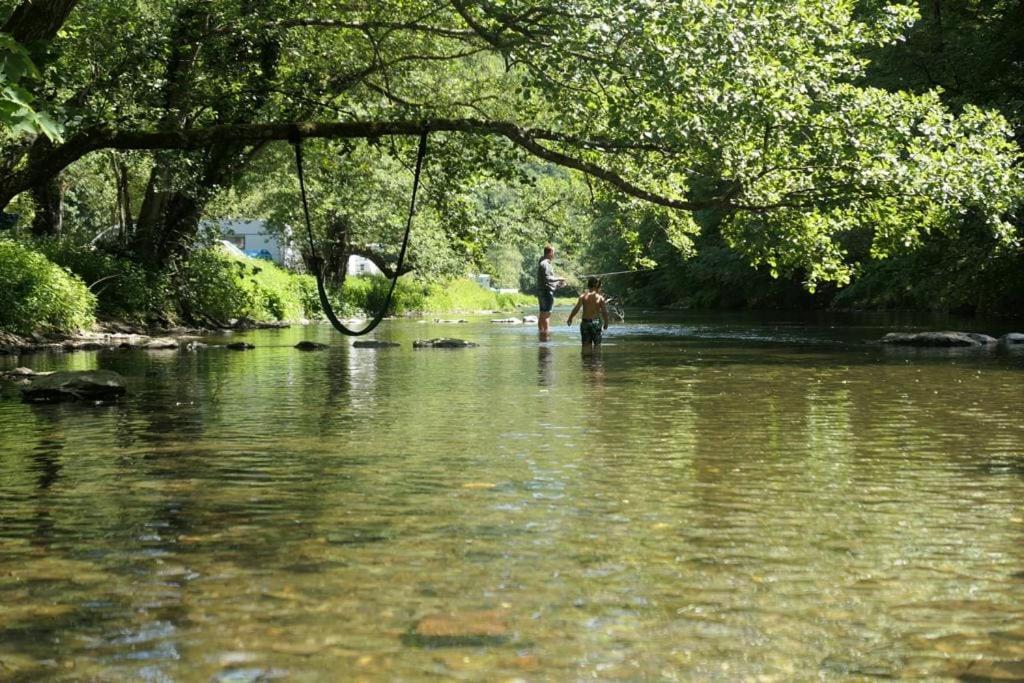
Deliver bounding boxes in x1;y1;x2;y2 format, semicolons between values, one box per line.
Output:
1;312;1022;680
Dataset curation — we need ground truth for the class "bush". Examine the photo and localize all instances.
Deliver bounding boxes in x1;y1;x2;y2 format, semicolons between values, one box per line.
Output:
0;239;96;334
36;238;166;321
178;247;320;324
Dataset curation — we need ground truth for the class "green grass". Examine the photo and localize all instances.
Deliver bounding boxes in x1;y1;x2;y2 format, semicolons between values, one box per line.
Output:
338;276;537;315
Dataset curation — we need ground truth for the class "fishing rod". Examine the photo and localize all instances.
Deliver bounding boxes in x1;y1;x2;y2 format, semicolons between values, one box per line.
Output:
579;266;666;278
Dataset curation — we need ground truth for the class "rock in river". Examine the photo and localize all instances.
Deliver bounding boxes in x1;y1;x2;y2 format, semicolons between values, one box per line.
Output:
143;337;180;350
294;341;329;351
413;338;478;349
999;333;1024;346
225;342;255;350
353;340;400;349
20;370;127;403
879;331;996;347
408;610;509;647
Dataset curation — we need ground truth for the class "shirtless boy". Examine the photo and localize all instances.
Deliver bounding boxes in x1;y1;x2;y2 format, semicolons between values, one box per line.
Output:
566;277;610;352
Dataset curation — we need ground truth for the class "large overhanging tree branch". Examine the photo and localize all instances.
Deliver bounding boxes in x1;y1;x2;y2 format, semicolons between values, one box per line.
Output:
0;119;714;211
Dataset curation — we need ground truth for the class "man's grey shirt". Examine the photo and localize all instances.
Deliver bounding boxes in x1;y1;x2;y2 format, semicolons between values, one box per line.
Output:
537;258;559;295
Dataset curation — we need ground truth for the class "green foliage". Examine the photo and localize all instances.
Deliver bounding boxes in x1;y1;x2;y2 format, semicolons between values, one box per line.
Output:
0;32;61;140
0;239;95;334
833;224;1024;314
179;247;318;324
36;239;164;321
336;276;532;316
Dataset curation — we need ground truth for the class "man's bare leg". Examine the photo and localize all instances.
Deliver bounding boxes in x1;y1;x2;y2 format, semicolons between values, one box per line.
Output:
538;312;551;340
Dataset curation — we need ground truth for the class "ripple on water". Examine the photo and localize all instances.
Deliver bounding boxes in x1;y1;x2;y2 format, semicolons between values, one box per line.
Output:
0;316;1022;679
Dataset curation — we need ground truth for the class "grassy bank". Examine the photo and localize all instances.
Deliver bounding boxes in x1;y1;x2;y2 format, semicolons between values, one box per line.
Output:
342;276;534;316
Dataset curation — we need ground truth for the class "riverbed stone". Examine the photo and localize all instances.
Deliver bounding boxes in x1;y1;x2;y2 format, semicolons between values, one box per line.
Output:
225;342;255;350
879;331;990;347
352;340;399;348
295;341;329;351
409;610;509;646
490;318;522;324
522;315;538;323
434;319;468;324
413;338;478;349
20;370;127;403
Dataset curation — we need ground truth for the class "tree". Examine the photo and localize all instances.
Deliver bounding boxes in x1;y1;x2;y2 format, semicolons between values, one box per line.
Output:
0;0;1019;285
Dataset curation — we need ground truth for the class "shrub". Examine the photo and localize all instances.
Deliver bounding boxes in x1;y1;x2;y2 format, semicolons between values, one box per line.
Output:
36;238;166;321
178;246;321;324
0;239;96;334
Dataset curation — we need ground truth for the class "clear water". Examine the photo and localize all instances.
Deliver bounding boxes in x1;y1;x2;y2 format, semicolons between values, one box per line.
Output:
1;312;1023;680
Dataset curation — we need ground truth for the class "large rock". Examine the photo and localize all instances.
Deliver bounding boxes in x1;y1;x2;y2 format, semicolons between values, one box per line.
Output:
143;337;179;350
295;341;329;351
352;340;399;349
999;333;1024;346
20;370;127;403
232;316;290;330
879;331;995;347
225;342;255;350
413;338;478;349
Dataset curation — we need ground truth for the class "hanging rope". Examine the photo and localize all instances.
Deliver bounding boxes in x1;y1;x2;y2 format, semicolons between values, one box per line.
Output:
291;128;428;336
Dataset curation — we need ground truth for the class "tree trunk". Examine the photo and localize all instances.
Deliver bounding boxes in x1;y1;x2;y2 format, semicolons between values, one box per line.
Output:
111;154;132;239
29;177;62;237
2;0;81;43
130;142;247;270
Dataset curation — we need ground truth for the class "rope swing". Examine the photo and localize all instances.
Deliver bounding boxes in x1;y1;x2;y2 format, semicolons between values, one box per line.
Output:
290;128;429;336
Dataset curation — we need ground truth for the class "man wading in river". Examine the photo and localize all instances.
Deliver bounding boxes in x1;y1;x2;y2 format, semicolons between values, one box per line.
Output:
536;245;565;340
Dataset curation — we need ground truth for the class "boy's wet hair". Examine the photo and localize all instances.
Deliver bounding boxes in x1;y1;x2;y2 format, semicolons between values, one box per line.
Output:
587;276;601;290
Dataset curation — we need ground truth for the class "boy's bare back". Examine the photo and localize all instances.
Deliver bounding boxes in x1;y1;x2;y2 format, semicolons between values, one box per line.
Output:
578;291;607;319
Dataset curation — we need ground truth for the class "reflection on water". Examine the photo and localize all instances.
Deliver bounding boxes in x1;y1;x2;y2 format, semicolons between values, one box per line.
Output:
1;313;1023;680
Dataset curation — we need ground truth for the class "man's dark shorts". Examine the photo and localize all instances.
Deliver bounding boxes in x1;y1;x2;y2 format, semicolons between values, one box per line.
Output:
580;318;603;344
538;291;554;313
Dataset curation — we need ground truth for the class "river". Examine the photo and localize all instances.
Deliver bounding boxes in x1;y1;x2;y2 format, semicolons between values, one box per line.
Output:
1;312;1022;680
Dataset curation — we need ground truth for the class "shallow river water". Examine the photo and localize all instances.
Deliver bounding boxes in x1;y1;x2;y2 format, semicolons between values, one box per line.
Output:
1;311;1023;681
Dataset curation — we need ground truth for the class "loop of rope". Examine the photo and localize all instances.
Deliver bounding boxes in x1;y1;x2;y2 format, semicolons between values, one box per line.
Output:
291;129;428;336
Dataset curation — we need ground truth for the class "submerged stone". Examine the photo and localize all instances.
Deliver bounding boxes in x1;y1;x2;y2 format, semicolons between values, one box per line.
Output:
295;341;329;351
490;318;522;324
413;338;478;349
407;610;509;647
20;370;127;403
352;340;399;348
433;319;468;324
879;331;993;347
225;342;255;350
